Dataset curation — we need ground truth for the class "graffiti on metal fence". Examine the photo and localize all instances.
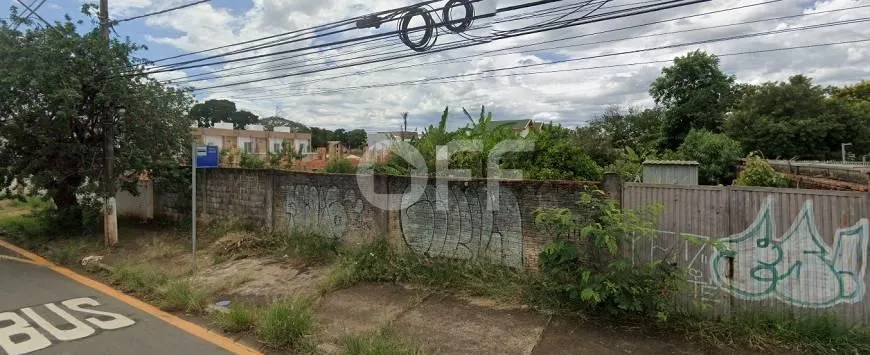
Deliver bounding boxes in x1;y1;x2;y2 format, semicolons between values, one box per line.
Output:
711;196;869;308
399;185;523;267
284;184;365;239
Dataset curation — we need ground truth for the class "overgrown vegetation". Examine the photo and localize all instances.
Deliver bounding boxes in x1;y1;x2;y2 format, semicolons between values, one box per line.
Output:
668;312;870;354
341;328;423;355
264;229;341;265
158;279;209;313
256;297;315;351
211;303;259;333
735;152;789;188
324;158;357;174
531;190;681;319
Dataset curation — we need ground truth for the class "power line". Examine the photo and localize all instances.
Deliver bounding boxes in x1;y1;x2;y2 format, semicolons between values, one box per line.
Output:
194;0;787;95
225;20;870;99
148;0;703;74
12;0;57;31
115;0;211;23
184;0;716;91
234;38;870;100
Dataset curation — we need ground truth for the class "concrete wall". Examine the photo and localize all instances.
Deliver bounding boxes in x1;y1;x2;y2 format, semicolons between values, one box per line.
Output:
154;168;600;268
116;181;154;219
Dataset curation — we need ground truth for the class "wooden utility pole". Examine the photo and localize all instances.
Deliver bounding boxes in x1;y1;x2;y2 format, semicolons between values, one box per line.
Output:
100;0;118;245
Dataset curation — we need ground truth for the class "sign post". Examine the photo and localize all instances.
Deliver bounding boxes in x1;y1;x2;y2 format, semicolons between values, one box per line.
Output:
192;144;219;275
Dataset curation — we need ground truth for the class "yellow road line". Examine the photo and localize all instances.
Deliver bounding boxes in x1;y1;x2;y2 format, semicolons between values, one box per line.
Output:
0;239;262;355
0;254;42;266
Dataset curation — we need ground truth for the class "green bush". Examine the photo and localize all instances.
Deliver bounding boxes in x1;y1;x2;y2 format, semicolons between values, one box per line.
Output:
239;152;266;169
324;158;356;174
531;190;681;319
211;303;258;333
735;152;789;187
676;129;743;185
256;297;315;350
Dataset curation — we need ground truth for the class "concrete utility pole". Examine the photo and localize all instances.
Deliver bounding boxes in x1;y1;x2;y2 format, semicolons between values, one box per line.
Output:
100;0;118;246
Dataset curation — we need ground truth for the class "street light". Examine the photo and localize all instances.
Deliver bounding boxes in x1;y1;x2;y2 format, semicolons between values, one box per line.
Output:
842;143;852;164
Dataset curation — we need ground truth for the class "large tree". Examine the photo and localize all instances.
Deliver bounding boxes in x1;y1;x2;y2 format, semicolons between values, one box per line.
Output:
726;75;870;160
650;50;735;149
0;10;193;227
189;99;259;129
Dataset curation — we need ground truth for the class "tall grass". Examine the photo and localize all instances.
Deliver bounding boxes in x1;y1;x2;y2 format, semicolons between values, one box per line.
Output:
341;328;423;355
256;297;315;351
265;229;340;265
211;303;259;333
158;279;209;313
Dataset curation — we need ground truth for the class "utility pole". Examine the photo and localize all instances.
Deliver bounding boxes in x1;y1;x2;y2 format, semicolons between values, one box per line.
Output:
100;0;118;246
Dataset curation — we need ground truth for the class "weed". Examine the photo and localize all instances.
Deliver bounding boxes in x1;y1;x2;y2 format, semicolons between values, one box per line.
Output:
211;303;259;333
45;239;95;266
341;328;423;355
108;262;168;296
325;238;529;302
669;312;870;354
0;214;50;247
158;279;209;313
256;297;315;351
267;229;340;265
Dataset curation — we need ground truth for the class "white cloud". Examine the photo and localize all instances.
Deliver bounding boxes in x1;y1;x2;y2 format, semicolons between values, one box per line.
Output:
137;0;870;131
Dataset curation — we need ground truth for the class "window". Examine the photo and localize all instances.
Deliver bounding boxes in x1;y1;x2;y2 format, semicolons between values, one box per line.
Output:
273;142;282;153
243;142;253;153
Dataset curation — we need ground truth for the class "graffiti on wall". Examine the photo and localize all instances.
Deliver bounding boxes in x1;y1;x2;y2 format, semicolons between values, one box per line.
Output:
399;185;523;267
711;197;869;308
284;184;365;239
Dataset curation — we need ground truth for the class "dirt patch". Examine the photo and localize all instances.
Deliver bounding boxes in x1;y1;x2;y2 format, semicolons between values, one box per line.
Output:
393;294;548;354
195;257;329;300
531;317;725;355
316;283;427;343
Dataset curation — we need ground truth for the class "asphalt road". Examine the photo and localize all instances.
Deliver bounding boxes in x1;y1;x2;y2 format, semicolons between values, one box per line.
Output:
0;244;243;355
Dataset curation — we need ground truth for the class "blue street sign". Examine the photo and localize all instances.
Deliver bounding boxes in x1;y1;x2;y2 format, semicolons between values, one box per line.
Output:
195;144;219;168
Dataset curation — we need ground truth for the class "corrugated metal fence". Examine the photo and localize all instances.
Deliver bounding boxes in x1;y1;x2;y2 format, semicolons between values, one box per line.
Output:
623;183;870;324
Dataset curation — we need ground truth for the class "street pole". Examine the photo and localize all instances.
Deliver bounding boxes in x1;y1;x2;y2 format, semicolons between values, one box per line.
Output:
99;0;118;246
191;142;197;275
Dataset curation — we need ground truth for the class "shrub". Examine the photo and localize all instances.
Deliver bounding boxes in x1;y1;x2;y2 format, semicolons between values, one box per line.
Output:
158;279;209;313
735;152;789;187
266;230;340;265
256;297;315;350
211;303;258;333
676;129;743;185
531;190;681;319
239;152;266;169
324;158;356;174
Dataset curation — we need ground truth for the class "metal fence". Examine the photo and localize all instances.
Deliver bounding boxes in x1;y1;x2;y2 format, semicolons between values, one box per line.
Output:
623;183;870;324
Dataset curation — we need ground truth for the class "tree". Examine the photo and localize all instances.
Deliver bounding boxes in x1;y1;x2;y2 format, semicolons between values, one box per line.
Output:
502;124;603;181
676;129;742;185
726;75;870;160
259;116;309;132
310;127;335;148
229;110;259;130
189;99;236;128
344;129;368;149
587;106;665;155
650;50;736;149
0;11;193;228
831;80;870;102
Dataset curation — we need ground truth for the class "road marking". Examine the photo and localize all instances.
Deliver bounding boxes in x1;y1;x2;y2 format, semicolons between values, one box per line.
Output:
0;240;262;355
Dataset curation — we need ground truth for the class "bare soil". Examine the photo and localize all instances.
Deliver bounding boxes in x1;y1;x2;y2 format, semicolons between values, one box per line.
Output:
28;223;756;355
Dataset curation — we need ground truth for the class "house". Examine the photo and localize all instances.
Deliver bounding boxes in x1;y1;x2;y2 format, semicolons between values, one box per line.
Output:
365;131;418;163
490;119;542;137
191;122;312;157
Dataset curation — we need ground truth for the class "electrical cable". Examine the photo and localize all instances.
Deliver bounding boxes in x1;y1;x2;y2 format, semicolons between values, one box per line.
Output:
235;38;870;100
224;19;870;99
193;0;787;95
115;0;212;23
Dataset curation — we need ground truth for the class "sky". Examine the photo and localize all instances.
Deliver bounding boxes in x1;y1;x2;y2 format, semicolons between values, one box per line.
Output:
3;0;869;132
